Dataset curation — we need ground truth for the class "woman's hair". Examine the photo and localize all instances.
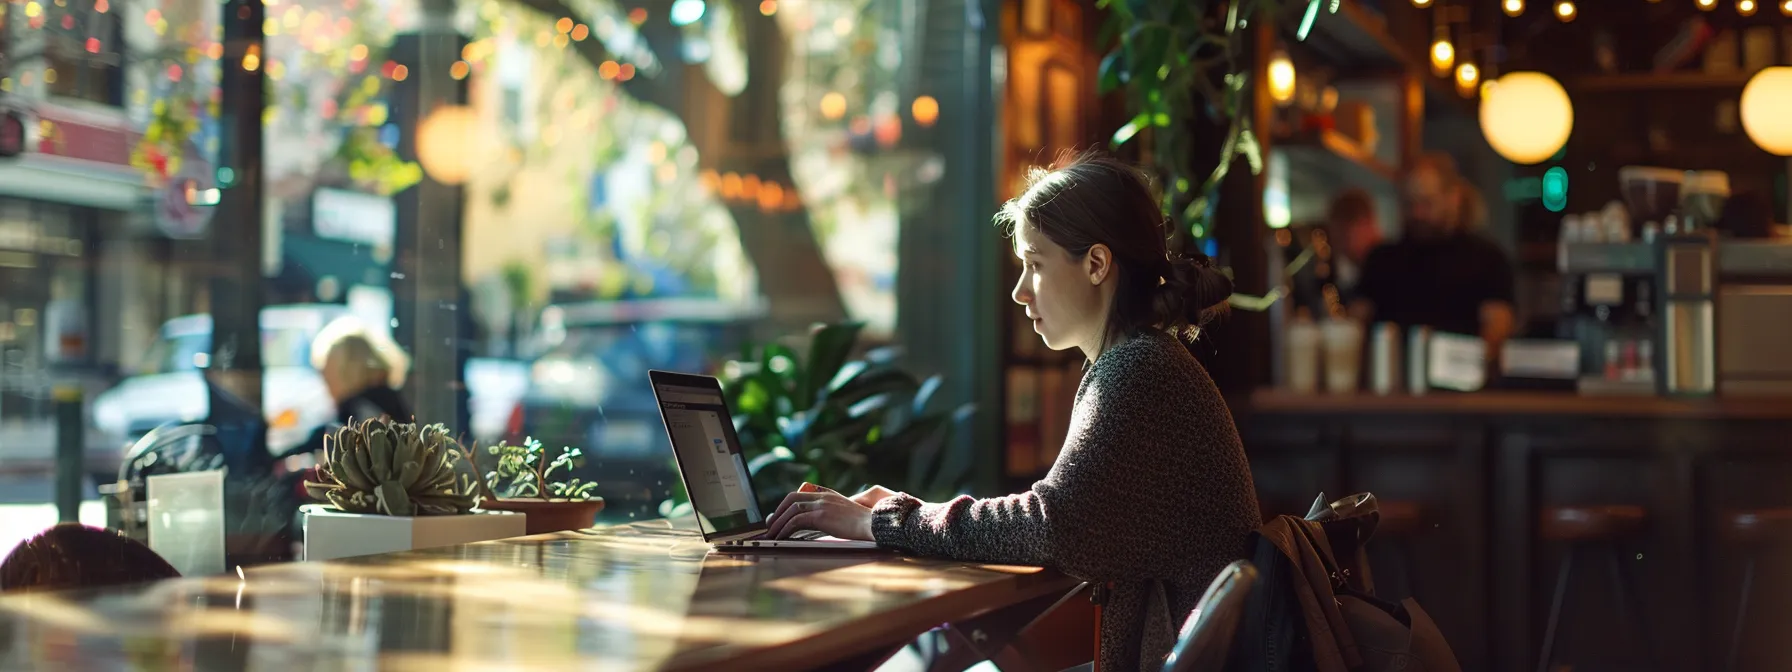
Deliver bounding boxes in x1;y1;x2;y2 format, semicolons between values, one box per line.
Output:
995;152;1233;349
1;524;181;593
310;317;410;391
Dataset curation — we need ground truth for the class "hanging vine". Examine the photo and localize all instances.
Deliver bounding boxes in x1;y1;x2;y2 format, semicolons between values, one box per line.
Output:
1098;0;1332;242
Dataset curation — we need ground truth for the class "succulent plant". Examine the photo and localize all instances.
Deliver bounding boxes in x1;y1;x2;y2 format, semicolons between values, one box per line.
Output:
303;417;478;516
477;436;600;501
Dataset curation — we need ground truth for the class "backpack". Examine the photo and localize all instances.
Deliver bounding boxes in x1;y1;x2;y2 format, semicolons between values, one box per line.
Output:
1229;493;1461;672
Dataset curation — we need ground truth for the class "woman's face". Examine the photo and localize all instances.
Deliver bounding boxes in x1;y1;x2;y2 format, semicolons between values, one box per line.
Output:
1011;222;1107;354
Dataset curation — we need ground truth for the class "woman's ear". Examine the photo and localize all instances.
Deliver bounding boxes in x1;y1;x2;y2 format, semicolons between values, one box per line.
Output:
1085;244;1113;285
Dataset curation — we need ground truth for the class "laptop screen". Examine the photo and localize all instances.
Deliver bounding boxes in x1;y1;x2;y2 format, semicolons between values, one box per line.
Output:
651;375;765;538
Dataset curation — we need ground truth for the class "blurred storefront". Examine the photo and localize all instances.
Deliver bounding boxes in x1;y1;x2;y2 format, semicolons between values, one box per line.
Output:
3;0;998;545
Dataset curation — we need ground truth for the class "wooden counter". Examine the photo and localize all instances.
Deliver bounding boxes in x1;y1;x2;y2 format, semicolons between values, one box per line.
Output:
1232;389;1792;672
1242;388;1792;420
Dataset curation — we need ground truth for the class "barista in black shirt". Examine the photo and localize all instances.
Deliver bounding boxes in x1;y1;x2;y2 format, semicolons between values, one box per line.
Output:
1354;153;1516;362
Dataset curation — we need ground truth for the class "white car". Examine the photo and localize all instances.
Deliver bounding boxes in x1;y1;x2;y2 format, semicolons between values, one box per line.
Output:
91;305;347;458
90;304;533;465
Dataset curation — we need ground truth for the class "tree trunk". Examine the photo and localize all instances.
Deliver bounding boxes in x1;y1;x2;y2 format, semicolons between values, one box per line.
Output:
507;0;848;330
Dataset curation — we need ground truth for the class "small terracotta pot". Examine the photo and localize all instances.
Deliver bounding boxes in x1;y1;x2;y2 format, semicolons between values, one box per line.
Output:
478;498;606;535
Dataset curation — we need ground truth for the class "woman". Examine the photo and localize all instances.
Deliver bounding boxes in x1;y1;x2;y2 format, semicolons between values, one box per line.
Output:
310;317;413;425
766;154;1262;671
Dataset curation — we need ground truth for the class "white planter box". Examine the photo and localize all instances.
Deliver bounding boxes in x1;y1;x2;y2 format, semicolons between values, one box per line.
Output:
300;505;528;562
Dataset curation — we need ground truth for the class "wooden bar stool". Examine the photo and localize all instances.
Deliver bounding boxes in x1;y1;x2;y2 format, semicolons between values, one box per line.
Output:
1720;508;1792;672
1535;504;1655;672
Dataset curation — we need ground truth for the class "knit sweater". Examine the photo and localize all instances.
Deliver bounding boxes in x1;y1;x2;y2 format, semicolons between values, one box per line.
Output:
872;328;1261;672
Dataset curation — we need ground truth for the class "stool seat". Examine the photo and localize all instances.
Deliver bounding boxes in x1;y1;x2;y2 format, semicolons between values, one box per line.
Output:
1722;508;1792;545
1375;500;1425;537
1540;505;1647;542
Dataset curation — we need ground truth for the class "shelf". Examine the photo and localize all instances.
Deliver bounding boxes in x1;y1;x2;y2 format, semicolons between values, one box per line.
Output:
1275;128;1401;191
1568;72;1754;93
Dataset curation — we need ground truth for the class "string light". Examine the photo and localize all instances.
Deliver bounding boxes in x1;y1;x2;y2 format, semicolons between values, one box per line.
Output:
820;91;846;119
1456;63;1480;96
1697;0;1716;10
1782;0;1791;15
1430;29;1454;76
1554;0;1576;21
1503;0;1524;16
1412;0;1432;7
911;95;940;127
1268;51;1296;105
1738;0;1757;15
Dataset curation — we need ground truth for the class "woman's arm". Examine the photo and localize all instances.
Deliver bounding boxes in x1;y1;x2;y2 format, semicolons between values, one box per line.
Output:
871;371;1210;580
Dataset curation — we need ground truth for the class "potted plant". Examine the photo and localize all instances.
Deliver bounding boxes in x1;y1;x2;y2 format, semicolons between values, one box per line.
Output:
473;436;606;535
300;418;526;561
662;321;976;517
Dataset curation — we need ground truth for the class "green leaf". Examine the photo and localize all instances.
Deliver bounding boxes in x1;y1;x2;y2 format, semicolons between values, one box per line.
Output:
801;322;864;409
1111;113;1149;147
1238;127;1264;175
829;368;920;410
1098;52;1125;94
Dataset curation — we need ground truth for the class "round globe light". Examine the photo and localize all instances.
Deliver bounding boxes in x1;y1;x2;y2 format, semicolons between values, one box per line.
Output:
1741;66;1792;156
1478;72;1574;165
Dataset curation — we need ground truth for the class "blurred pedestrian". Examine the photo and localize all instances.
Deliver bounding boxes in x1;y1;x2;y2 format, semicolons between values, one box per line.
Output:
310;317;413;425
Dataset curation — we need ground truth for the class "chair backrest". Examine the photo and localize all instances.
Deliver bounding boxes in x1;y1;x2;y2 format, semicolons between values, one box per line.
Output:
0;523;181;593
1163;560;1259;672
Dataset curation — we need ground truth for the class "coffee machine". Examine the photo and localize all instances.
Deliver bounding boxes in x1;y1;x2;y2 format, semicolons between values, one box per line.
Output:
1558;167;1729;397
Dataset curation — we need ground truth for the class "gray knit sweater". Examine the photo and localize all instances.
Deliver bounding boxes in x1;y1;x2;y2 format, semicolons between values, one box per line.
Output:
872;328;1261;672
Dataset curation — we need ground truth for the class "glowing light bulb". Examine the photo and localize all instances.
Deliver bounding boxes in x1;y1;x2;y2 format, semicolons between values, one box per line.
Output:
1554;0;1576;20
1412;0;1432;7
1430;39;1454;76
1456;63;1480;93
1697;0;1716;11
1503;0;1524;15
1738;0;1757;15
1268;51;1296;106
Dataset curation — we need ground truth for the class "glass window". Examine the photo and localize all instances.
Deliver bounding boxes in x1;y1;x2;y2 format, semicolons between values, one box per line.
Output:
2;0;952;568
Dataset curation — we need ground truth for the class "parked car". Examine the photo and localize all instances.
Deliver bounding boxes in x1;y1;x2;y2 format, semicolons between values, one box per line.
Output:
516;297;765;518
90;304;349;467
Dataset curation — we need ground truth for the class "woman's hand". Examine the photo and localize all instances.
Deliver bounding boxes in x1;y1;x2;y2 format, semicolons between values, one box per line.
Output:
766;483;874;541
850;485;901;509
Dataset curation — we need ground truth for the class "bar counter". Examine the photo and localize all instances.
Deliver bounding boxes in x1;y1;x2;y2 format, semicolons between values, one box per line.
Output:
1232;387;1792;672
0;521;1079;671
1243;388;1792;420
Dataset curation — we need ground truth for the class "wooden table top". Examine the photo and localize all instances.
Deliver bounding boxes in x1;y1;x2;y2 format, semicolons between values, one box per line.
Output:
0;521;1078;671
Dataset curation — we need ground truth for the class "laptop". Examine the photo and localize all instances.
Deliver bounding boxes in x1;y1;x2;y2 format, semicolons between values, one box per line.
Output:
649;370;881;551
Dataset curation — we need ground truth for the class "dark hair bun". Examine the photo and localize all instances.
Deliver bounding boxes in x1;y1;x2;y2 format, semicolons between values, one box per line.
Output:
1157;254;1233;332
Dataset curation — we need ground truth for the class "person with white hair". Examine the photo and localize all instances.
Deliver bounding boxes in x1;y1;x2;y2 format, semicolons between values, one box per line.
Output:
310;317;413;425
